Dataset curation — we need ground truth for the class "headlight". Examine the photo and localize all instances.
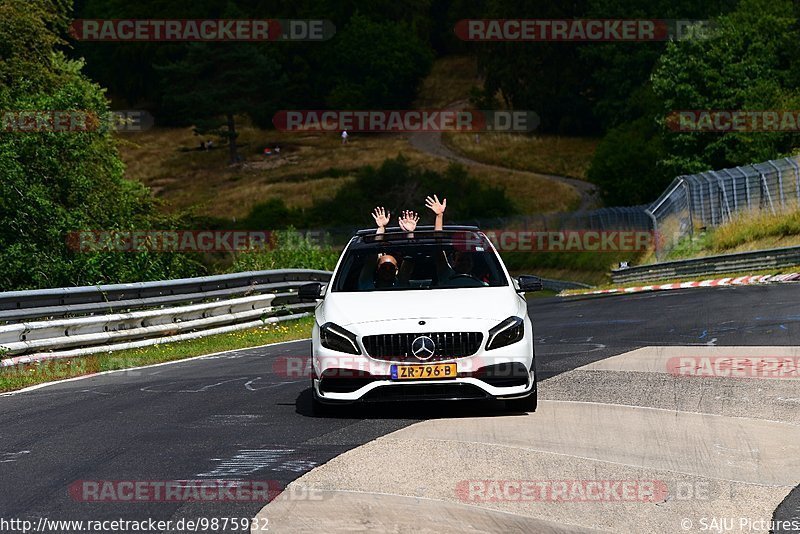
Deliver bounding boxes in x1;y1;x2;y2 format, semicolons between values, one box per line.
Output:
486;316;524;350
319;322;361;355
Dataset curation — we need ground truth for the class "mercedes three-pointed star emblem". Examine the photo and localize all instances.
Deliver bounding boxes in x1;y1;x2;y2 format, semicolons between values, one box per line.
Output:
411;335;436;361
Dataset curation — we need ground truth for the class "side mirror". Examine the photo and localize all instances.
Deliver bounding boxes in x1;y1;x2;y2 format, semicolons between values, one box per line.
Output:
517;275;543;293
298;282;324;301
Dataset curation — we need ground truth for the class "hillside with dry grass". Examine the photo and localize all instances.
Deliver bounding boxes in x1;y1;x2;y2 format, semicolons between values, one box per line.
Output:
442;133;598;180
117;125;581;221
116;55;588;222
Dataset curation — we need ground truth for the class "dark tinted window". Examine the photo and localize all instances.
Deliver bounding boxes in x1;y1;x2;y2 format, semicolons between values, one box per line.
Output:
331;237;508;292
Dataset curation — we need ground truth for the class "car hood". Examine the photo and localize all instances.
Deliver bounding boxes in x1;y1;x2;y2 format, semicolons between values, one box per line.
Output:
318;287;524;326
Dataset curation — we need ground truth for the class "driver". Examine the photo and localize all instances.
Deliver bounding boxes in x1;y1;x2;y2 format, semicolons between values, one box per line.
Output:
424;195;486;287
452;250;473;274
438;250;484;287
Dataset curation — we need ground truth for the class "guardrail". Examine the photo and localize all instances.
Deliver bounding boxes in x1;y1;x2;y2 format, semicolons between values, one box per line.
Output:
611;245;800;284
0;269;583;367
540;278;591;292
0;270;331;367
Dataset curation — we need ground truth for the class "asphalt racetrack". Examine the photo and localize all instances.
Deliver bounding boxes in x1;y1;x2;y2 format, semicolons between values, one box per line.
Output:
1;284;799;533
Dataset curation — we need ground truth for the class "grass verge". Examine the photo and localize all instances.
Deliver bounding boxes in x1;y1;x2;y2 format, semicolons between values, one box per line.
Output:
657;211;800;262
441;132;599;180
0;315;313;393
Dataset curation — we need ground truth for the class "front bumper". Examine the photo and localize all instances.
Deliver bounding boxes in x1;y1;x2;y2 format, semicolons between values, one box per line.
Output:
312;347;535;404
313;372;536;404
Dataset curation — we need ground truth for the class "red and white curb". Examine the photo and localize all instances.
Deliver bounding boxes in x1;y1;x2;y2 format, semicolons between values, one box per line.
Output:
565;273;800;297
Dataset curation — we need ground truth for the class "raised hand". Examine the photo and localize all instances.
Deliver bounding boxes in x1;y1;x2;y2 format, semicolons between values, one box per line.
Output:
425;194;447;215
372;206;391;228
425;194;447;231
398;210;420;232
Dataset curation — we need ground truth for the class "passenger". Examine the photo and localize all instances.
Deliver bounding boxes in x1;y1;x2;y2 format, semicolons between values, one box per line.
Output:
374;254;401;289
357;207;418;289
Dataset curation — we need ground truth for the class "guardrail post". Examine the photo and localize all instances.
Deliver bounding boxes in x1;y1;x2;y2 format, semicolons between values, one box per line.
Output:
701;174;717;226
767;160;786;210
695;179;705;227
758;170;776;215
644;209;660;260
742;168;751;210
720;169;737;212
786;157;800;209
680;178;693;236
710;170;732;223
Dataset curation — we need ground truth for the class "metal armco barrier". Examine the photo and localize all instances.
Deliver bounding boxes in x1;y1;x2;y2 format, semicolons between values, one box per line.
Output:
540;278;590;291
0;270;331;366
611;246;800;284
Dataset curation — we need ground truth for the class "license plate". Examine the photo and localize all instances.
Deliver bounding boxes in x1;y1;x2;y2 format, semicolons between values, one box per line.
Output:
390;363;457;380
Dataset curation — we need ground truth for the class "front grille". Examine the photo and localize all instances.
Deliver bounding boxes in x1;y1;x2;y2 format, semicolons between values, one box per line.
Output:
362;332;483;362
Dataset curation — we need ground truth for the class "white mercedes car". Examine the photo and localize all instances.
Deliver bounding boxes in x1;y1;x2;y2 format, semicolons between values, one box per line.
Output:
299;226;542;415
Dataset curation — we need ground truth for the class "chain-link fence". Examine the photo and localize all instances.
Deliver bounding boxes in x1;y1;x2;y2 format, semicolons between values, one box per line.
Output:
646;156;800;258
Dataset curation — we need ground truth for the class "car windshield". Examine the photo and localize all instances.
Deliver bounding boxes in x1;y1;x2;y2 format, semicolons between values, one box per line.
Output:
331;233;508;292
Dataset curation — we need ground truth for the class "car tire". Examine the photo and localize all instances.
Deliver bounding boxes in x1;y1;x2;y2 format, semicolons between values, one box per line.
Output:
311;395;332;417
311;381;333;417
505;383;537;413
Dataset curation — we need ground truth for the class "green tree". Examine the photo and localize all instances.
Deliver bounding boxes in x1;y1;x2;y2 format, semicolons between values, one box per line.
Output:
588;0;799;205
474;0;596;135
157;40;287;164
651;0;800;176
587;116;667;205
71;0;440;114
321;13;433;109
0;0;203;290
72;0;211;109
582;0;737;129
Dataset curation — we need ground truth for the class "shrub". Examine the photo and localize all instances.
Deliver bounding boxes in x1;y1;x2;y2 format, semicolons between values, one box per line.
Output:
230;228;340;272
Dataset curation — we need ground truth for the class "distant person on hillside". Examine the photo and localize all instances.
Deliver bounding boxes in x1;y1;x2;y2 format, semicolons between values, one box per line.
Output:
341;130;349;144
